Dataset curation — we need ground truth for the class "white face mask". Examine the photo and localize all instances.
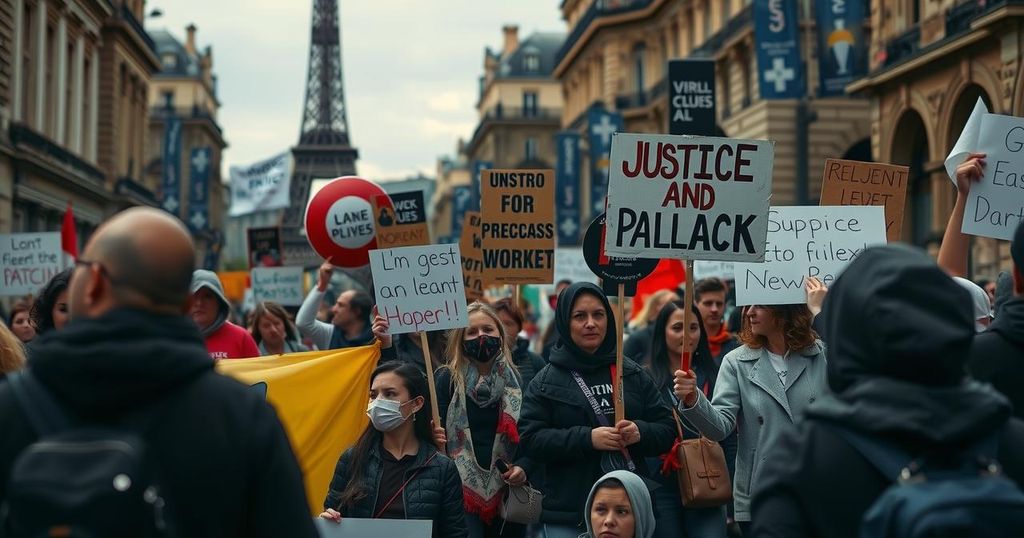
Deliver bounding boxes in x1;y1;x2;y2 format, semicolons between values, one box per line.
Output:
366;398;414;432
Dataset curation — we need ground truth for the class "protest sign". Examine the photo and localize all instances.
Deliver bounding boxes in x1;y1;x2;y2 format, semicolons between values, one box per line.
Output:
693;261;735;281
370;191;430;248
583;213;658;296
251;266;304;306
734;206;886;305
669;59;716;136
945;97;988;184
459;211;485;302
304;177;391;267
555;247;598;284
604;133;773;261
1;232;64;296
481;169;556;284
370;244;468;334
229;151;292;217
247;227;283;268
963;113;1024;240
820;158;909;241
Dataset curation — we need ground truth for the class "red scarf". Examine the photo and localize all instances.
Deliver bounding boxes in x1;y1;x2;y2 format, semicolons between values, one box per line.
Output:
707;325;732;359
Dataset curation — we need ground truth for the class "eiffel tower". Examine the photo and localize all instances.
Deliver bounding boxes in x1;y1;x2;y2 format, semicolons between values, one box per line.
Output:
281;0;359;267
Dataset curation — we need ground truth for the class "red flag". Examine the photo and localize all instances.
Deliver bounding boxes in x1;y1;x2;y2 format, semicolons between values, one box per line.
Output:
632;259;687;319
61;201;78;265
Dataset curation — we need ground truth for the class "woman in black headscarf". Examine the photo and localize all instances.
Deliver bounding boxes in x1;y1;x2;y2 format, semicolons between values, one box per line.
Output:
519;282;676;538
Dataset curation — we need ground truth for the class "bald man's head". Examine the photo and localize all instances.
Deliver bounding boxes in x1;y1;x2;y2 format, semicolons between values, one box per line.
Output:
69;208;197;319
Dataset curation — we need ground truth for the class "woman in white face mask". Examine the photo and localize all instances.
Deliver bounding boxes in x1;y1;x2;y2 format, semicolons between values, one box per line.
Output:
320;361;468;537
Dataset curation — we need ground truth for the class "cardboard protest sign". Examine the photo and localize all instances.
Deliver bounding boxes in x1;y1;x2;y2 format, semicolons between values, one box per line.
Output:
1;232;65;296
371;191;430;248
604;133;774;261
820;159;909;242
370;244;468;334
734;206;886;305
459;211;486;302
480;169;556;284
247;227;283;268
693;261;735;281
251;266;304;306
963;114;1024;240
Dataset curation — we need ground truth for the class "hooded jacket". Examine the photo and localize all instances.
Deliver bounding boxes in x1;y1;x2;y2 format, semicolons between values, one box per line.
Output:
970;295;1024;419
519;282;675;526
0;308;316;537
583;470;655;538
191;270;259;359
752;245;1024;538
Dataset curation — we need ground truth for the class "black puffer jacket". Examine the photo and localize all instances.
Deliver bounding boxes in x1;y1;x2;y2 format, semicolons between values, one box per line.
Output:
969;296;1024;418
324;441;467;537
512;337;546;390
753;245;1024;538
519;283;676;527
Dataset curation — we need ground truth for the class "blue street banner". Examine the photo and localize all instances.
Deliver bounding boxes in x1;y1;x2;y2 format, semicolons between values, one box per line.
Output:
451;185;473;242
587;108;624;218
471;161;492;211
161;117;182;215
815;0;866;96
187;146;212;232
555;132;582;246
754;0;805;99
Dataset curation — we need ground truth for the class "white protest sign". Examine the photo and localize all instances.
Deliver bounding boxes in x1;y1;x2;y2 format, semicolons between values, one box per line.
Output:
945;97;988;184
370;244;468;334
555;248;598;284
963;114;1024;240
694;261;735;281
605;133;773;261
229;152;292;217
251;266;305;306
1;232;65;296
734;206;886;305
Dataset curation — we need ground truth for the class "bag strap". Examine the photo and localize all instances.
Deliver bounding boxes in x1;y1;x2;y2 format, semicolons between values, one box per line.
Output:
373;452;438;519
570;369;637;472
7;370;71;436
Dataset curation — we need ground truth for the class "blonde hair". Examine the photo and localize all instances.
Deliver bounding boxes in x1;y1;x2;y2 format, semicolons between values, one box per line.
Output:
444;302;518;395
629;289;677;330
0;323;26;376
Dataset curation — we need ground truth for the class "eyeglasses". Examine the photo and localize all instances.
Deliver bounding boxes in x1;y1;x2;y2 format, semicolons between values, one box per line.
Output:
73;258;122;285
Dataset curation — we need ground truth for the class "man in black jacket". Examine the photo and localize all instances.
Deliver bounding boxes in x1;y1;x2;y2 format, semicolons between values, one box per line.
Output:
0;208;317;537
751;245;1024;538
970;220;1024;418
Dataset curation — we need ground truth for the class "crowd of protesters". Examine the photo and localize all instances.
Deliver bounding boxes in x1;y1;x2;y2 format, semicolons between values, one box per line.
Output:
1;152;1023;537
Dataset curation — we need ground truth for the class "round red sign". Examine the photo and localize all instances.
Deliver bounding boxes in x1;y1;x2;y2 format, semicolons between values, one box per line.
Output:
304;176;392;268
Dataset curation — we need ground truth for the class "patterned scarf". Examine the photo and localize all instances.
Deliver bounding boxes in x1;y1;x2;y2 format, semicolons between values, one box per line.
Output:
445;355;522;523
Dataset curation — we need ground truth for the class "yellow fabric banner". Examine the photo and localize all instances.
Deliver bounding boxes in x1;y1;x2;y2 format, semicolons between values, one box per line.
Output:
216;345;379;514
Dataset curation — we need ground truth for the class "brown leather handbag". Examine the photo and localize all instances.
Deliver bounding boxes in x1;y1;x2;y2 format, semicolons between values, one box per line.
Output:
672;408;733;507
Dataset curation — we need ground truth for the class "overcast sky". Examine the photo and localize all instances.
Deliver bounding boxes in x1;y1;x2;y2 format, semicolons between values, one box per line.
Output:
147;1;564;182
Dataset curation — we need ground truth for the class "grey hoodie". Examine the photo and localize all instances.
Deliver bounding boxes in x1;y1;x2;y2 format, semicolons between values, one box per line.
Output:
583;470;654;538
190;269;230;338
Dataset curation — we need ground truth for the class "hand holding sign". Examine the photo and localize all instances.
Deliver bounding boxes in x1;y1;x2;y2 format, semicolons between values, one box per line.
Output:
954;153;987;194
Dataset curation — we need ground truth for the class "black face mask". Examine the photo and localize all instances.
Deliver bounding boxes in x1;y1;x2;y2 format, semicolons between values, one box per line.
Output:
462;334;502;363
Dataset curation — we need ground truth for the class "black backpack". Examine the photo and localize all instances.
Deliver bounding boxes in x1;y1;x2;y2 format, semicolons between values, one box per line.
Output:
0;371;172;538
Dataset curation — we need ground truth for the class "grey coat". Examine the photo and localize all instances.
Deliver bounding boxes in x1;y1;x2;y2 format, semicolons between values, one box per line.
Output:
678;341;828;521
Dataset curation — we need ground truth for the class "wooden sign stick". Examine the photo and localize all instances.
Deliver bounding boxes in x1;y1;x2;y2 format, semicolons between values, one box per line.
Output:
514;284;521;306
681;260;695;372
615;282;626;423
420;331;442;428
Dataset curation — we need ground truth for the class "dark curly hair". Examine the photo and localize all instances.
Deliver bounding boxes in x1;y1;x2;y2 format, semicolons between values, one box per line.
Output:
738;304;818;353
31;268;72;335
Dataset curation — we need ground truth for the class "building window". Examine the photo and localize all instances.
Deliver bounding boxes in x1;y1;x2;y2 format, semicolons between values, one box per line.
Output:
687;9;695;52
524;52;540;72
45;25;55;136
723;0;732;21
525;137;538;161
703;1;712;41
633;43;646;97
161;53;177;70
65;41;74;141
21;2;34;123
162;90;174;110
523;91;538;117
910;0;920;24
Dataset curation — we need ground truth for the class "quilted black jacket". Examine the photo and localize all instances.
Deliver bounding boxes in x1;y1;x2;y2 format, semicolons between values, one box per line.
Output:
324;440;467;537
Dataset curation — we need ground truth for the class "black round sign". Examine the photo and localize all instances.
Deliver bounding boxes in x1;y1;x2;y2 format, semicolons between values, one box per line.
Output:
583;213;659;296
